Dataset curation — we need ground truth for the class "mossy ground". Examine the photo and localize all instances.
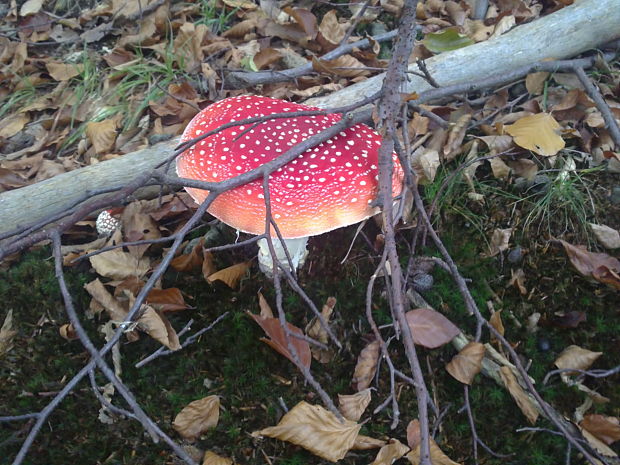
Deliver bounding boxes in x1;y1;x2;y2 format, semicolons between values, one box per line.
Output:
1;171;619;464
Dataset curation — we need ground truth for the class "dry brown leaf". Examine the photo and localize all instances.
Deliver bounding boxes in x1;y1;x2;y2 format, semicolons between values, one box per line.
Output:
489;156;511;179
505;113;565;156
445;341;484;385
207;262;250;289
406;437;461;465
86;119;117;155
554;345;602;375
351;339;380;391
173;395;220;441
507;268;527;295
252;401;361;462
222;0;256;8
318;9;348;46
59;323;78;341
498;366;539;425
89;247;150;280
525;72;549;95
305;296;336;363
312;55;369;78
248;312;311;369
0;113;30;138
84;279;128;322
133;304;180;350
476;135;513;155
338;388;372;422
443;113;472;161
171;240;204;272
489;310;505;339
0;310;17;357
371;439;410;465
146;288;187;312
411;148;440;184
405;308;460;349
257;291;274;319
202;451;233;465
559;240;620;289
487;228;512;257
406;419;421;449
580;414;620;445
352;435;387;450
589;224;620;249
579;425;618;458
46;62;83;81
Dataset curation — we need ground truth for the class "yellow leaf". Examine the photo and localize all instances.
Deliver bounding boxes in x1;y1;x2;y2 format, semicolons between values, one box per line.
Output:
505;113;565;156
173;396;220;441
252;401;361;462
86;119;117;155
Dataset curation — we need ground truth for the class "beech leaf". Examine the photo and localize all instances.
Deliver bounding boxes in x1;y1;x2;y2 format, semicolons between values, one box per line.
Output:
351;339;380;391
406;436;460;465
202;451;233;465
580;414;620;445
554;345;602;376
371;439;410;465
498;366;539;425
405;308;460;349
207;261;250;289
445;342;485;385
505;113;565;156
252;401;361;462
173;395;220;441
338;388;372;422
248;312;311;369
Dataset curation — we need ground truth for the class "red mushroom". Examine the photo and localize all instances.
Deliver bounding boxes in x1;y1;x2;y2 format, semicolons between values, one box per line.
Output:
176;95;404;274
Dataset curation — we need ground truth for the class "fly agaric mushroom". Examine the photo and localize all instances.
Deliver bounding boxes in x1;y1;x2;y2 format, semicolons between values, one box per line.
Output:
176;95;404;275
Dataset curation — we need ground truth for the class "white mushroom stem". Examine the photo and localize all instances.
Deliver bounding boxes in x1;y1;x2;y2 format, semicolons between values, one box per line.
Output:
257;236;309;276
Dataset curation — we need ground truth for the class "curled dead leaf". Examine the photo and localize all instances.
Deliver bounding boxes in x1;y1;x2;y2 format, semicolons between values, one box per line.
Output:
86;119;117;154
445;342;484;385
173;395;220;441
252;401;361;462
305;296;336;363
351;339;380;391
59;323;78;340
338;388;372;422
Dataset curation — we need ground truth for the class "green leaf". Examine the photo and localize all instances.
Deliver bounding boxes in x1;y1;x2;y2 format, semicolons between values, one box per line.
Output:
422;27;474;53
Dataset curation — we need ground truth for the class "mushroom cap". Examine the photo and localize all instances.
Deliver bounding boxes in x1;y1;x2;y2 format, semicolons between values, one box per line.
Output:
176;95;404;239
